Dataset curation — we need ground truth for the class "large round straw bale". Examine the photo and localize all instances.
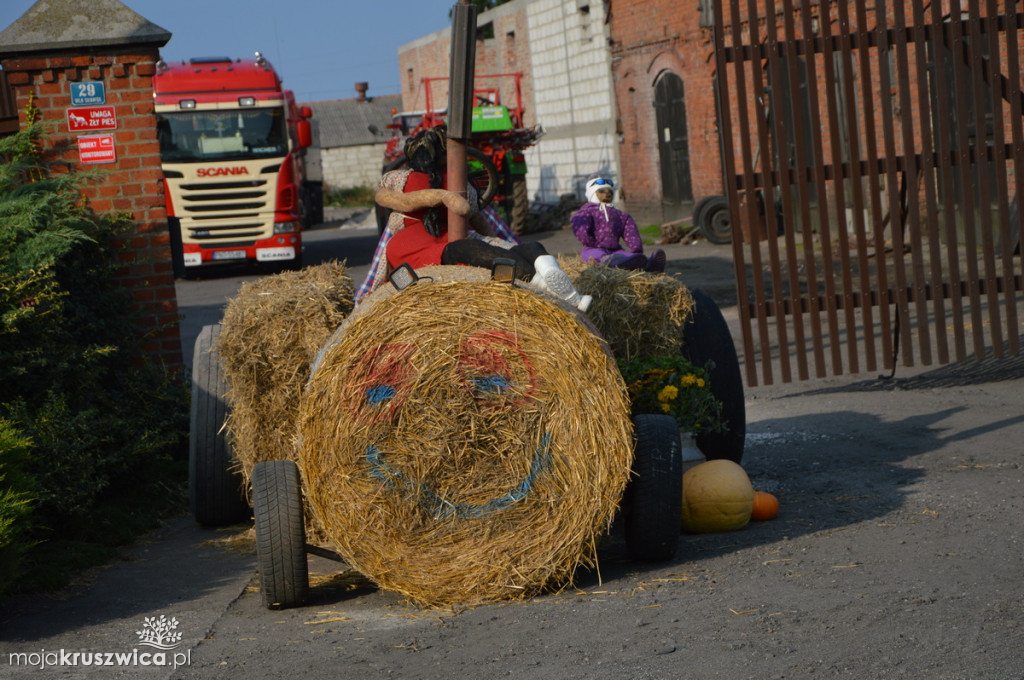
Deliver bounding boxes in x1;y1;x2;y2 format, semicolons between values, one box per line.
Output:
218;261;354;481
299;275;633;606
564;259;695;362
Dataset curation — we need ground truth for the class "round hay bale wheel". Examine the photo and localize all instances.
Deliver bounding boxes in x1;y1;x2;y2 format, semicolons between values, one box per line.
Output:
299;275;634;606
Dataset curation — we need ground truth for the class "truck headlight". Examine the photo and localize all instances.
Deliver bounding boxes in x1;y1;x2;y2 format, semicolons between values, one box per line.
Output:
273;220;300;234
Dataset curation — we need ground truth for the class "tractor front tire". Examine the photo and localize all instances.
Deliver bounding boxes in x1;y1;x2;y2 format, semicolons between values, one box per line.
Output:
253;460;309;610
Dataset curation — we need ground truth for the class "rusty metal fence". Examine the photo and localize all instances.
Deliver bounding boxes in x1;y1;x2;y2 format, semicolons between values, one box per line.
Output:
712;0;1024;385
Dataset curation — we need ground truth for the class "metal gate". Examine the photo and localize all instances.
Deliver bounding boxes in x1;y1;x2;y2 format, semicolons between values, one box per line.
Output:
712;0;1024;385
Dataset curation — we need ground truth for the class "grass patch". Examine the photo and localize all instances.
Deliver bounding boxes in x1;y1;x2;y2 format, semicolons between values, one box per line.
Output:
325;186;376;208
639;223;661;245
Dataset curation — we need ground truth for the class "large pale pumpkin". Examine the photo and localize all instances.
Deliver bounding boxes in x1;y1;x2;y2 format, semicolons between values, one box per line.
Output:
680;459;754;533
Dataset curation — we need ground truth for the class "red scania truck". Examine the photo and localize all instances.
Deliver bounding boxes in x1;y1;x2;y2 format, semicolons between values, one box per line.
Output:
154;52;318;277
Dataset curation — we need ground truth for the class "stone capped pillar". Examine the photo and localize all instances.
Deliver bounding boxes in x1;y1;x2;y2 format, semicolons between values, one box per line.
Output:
0;0;183;370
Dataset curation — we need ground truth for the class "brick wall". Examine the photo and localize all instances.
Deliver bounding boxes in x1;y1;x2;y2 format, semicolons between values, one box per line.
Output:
609;0;722;226
2;46;183;370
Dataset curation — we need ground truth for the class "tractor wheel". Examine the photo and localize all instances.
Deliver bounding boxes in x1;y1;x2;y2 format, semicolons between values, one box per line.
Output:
189;324;249;527
623;414;682;562
508;175;530;235
681;288;746;463
466;147;499;210
252;460;309;610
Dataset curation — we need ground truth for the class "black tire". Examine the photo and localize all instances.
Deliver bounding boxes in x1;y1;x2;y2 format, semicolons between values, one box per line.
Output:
623;414;682;562
466;147;499;210
692;196;717;232
252;460;309;610
508;174;529;235
699;196;733;244
189;324;249;527
681;288;746;463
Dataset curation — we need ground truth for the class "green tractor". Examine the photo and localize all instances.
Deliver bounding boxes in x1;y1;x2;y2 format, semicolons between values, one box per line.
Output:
379;74;542;235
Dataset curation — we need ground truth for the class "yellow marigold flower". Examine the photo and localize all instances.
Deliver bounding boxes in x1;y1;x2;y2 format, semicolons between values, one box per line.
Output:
696;378;705;388
680;374;697;387
660;402;671;413
657;385;679;402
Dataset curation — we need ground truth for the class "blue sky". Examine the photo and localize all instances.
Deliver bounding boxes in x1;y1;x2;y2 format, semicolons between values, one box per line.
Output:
0;0;459;103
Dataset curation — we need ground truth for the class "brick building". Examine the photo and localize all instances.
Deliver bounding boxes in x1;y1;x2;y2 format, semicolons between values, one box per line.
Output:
399;0;621;206
608;0;721;225
0;0;183;370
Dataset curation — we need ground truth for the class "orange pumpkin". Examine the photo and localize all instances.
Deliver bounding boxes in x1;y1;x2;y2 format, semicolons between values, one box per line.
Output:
750;491;779;521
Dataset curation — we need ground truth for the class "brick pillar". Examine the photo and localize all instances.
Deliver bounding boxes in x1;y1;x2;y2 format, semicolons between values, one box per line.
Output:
1;46;183;372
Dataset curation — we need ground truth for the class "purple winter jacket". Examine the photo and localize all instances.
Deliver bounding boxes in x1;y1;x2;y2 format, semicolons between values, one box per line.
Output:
570;202;644;260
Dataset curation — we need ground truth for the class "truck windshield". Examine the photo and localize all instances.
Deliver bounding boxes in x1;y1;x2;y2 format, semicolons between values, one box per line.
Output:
157;108;288;162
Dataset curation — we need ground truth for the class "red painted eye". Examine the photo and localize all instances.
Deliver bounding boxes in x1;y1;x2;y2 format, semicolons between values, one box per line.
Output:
348;342;416;424
458;330;535;407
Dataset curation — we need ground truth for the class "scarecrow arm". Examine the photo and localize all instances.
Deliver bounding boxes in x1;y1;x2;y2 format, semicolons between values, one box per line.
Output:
375;187;471;216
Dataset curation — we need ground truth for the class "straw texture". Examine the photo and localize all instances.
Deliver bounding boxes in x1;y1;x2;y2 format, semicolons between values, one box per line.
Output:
559;256;696;361
218;261;355;484
299;272;633;606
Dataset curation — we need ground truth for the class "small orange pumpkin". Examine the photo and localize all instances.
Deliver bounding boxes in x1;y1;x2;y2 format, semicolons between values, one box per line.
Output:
750;491;779;521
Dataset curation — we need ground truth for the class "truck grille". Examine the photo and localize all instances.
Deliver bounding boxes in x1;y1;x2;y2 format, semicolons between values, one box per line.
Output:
174;178;274;242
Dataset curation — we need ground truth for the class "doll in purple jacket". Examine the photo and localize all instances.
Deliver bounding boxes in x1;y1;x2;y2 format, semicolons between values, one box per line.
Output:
570;177;666;272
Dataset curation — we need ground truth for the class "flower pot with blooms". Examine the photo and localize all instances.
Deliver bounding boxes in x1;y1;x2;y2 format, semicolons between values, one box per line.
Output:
616;355;725;436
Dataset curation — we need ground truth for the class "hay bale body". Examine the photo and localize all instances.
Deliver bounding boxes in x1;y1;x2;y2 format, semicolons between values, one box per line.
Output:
560;258;695;362
218;261;354;481
300;271;633;606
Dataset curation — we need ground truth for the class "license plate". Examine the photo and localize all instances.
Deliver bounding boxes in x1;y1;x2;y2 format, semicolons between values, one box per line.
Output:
256;247;295;261
183;252;202;267
212;249;247;261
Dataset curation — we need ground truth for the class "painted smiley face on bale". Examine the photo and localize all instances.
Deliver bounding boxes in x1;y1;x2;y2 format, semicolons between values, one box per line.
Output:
298;275;634;606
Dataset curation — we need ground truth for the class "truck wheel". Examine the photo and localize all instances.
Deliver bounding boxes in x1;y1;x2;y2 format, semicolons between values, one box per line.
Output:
253;460;309;610
698;196;733;244
623;414;682;562
682;288;746;463
508;175;529;235
189;324;249;527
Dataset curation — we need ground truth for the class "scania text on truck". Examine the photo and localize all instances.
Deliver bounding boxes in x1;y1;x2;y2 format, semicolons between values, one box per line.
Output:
154;52;318;276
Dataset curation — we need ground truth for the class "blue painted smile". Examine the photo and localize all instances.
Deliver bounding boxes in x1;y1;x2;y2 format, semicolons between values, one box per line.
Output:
365;433;552;520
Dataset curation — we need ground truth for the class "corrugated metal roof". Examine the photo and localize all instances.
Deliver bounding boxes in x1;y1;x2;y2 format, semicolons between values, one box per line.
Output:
306;94;403;149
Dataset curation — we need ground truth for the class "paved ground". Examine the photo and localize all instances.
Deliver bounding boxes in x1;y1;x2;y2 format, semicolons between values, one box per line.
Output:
1;211;1022;679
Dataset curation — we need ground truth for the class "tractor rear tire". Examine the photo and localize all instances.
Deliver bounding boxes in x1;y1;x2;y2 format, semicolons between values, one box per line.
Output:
508;175;529;235
682;288;746;463
623;414;682;562
253;460;309;610
189;324;249;527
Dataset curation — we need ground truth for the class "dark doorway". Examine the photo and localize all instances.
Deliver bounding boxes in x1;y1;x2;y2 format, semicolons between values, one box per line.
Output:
653;71;693;221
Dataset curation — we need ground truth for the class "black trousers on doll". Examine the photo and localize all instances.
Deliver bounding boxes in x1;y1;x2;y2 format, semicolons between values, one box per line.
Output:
440;239;547;281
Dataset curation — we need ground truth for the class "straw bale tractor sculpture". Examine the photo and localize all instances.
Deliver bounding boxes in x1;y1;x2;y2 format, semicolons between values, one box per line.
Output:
188;261;744;610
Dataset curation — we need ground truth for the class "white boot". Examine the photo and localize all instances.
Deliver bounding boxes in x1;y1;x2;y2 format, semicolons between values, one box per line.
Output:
531;255;593;312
